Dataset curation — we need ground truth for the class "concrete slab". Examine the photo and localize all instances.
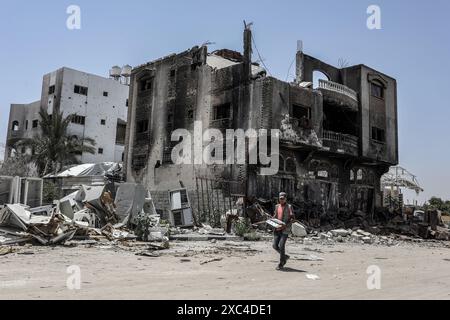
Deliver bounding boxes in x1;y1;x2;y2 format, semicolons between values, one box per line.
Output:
115;183;147;223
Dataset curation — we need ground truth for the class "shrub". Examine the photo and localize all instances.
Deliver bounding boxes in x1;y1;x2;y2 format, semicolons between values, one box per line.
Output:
134;213;152;242
234;217;252;237
42;181;61;205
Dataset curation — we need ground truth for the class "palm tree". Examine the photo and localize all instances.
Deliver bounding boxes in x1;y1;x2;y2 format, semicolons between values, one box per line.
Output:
16;107;96;176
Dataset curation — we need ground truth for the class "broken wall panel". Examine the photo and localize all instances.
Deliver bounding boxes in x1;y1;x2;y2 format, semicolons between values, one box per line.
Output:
0;176;43;207
20;178;43;208
0;176;15;205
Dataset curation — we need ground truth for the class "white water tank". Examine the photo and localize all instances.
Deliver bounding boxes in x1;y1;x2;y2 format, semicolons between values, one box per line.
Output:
110;66;122;79
121;65;132;77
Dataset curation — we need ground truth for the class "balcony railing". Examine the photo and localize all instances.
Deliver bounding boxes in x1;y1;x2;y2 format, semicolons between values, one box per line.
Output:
318;79;358;102
323;130;359;149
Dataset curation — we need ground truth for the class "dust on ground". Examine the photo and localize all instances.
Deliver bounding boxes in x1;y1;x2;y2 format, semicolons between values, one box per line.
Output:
1;238;450;300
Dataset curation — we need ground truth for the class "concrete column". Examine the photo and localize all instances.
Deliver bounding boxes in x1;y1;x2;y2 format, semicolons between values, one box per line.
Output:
12;176;21;204
23;178;29;206
295;41;304;84
243;24;252;81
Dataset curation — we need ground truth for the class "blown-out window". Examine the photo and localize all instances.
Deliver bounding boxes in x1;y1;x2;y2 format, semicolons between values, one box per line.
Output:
115;120;126;145
285;158;296;173
74;85;88;96
292;104;311;120
11;121;19;131
371;126;385;143
213;103;231;120
139;78;153;92
370;82;384;99
137;120;149;133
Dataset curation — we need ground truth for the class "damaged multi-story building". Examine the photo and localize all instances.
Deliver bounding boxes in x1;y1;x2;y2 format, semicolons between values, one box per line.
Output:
5;67;130;164
124;25;398;226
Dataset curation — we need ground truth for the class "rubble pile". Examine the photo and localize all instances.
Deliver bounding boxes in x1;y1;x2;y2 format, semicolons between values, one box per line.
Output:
244;197;450;244
1;173;449;251
297;228;394;246
0;183;163;247
279;114;322;147
382;209;450;241
289;225;450;248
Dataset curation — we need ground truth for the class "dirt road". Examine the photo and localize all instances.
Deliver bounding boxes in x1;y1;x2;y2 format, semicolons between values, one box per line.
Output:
1;239;450;300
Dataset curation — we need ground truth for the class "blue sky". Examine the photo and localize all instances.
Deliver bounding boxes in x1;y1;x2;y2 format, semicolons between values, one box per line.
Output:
1;0;449;202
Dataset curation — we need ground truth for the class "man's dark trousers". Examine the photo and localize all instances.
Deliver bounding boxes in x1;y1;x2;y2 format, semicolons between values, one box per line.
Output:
273;230;288;265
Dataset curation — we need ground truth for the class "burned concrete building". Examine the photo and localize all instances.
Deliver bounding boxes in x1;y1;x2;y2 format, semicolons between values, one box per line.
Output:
124;26;398;226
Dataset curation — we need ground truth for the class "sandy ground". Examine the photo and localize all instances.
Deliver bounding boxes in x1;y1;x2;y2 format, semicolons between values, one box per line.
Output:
1;238;450;300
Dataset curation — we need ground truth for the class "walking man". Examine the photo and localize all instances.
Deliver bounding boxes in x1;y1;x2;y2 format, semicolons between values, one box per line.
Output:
273;192;295;270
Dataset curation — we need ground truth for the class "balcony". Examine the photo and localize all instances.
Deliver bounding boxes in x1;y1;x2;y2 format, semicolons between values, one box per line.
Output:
318;80;358;111
319;80;358;101
322;130;359;156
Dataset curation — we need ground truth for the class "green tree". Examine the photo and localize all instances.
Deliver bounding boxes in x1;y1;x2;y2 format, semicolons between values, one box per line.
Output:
427;197;450;213
429;197;444;209
0;151;35;177
442;201;450;214
16;107;96;176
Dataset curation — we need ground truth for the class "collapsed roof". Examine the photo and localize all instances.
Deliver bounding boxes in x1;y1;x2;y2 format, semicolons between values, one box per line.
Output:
45;162;121;178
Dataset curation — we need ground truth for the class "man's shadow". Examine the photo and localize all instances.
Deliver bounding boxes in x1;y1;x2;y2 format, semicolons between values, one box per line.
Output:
278;267;307;273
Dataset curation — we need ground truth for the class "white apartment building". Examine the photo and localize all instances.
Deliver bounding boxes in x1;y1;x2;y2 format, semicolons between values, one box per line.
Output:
5;67;129;164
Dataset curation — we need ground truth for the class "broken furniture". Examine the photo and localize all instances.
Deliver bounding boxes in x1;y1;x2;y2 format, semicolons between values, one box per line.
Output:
0;204;78;245
0;178;165;247
168;188;194;227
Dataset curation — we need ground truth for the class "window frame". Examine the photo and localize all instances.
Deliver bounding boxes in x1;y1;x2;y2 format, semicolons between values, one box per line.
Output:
370;82;384;100
213;103;232;121
74;85;88;96
371;126;386;143
11;121;20;132
139;78;153;92
136;120;149;134
291;104;312;121
71;115;86;126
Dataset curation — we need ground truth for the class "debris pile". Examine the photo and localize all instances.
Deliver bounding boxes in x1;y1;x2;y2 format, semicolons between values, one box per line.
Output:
383;209;450;241
0;203;82;245
279;114;322;147
243;197;450;244
1;170;449;251
0;183;160;247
